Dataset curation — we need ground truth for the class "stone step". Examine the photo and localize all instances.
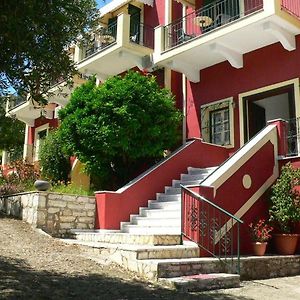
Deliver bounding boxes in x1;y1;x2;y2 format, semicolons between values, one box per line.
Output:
139;207;180;218
121;224;181;234
172;179;203;187
63;239;200;260
164;186;181;195
156;193;181;202
148;200;181;209
180;173;206;181
70;229;181;245
159;273;240;292
188;166;217;175
131;216;180;226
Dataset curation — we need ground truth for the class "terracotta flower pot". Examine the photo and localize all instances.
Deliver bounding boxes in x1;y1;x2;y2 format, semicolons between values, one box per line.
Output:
273;234;299;255
252;242;267;256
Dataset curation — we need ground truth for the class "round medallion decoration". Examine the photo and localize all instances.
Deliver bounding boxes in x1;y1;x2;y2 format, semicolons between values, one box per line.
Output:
242;174;252;189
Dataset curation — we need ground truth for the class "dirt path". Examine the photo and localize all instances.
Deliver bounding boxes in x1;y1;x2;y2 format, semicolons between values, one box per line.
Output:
1;213;300;300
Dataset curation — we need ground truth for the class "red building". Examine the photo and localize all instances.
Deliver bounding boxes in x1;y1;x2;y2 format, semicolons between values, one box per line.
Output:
6;0;300;255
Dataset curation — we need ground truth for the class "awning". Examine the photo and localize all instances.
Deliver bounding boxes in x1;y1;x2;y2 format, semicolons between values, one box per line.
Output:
174;0;195;8
100;0;153;17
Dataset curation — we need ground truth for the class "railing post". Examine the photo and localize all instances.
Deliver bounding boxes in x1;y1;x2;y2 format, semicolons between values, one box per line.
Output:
267;119;289;157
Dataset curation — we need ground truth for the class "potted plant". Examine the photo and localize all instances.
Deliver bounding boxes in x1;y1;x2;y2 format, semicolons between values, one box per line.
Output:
269;163;300;255
249;219;273;256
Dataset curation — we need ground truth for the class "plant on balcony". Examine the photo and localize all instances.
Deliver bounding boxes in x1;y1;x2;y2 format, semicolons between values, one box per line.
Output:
269;162;300;254
58;71;182;189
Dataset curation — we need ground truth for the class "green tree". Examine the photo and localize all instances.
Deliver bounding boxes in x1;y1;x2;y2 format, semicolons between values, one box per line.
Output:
39;130;71;183
58;71;182;189
0;0;97;104
0;100;25;156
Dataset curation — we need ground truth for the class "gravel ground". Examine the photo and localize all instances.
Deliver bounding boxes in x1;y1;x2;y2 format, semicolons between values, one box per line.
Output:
1;212;300;300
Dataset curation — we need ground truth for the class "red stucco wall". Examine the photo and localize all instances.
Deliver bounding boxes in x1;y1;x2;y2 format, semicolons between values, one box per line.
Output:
186;35;300;148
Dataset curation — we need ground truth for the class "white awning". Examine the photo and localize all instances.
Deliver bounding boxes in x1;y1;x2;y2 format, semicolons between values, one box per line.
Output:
100;0;154;17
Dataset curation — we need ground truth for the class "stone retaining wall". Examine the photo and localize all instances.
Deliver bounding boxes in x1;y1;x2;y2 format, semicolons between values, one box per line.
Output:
0;192;95;237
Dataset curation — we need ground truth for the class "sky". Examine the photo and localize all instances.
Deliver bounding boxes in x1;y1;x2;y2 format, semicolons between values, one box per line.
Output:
97;0;113;9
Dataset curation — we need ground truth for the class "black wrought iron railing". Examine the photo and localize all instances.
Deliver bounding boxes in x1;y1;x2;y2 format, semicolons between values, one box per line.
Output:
181;185;243;274
164;0;263;50
85;21;118;59
285;117;300;157
130;23;154;49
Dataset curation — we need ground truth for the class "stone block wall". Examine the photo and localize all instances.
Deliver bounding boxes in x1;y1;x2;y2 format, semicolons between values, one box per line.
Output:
0;192;95;237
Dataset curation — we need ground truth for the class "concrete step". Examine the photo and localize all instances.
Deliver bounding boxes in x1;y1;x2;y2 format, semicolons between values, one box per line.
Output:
139;207;180;218
156;193;181;202
164;186;181;195
148;200;181;209
121;224;181;234
159;273;240;292
188;166;217;175
70;229;181;245
131;216;180;226
63;239;200;260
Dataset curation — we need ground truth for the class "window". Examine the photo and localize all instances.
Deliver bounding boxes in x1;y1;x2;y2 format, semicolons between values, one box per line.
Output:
201;98;234;147
210;108;230;145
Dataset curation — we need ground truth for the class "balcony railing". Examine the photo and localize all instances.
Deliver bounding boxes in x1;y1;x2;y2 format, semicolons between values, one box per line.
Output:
85;21;118;59
164;0;263;50
181;185;243;274
6;96;27;112
130;23;154;49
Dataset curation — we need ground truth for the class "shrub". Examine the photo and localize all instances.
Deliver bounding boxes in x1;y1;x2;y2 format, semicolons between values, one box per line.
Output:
0;182;24;196
58;71;182;189
269;162;300;233
39;130;71;183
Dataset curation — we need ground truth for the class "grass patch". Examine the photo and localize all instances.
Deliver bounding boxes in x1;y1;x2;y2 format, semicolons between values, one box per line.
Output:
50;183;95;196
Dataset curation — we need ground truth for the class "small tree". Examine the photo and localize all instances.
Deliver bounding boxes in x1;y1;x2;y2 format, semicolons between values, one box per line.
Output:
39;130;71;183
269;163;300;233
58;71;182;189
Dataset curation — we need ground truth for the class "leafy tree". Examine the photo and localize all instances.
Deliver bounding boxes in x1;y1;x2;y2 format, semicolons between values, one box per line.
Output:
39;130;71;183
58;71;182;189
0;0;97;104
0;99;25;154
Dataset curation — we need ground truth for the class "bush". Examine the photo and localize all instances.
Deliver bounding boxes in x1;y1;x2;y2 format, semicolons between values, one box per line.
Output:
39;130;71;183
269;162;300;233
58;71;182;189
0;182;24;196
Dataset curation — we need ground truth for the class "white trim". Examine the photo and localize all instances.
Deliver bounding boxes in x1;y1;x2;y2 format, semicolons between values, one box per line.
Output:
202;124;278;193
238;78;300;146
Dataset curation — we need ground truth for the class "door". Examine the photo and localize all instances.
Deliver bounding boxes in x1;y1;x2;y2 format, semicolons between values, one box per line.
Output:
128;4;141;43
248;102;266;140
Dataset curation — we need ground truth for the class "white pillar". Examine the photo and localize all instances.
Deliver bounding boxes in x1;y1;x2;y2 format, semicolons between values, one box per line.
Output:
165;0;172;25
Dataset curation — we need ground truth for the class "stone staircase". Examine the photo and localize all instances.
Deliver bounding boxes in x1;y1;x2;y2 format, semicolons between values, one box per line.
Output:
120;166;217;234
66;166;242;292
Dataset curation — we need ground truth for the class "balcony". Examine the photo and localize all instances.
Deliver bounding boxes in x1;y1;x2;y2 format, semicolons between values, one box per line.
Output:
153;0;300;82
6;76;86;125
76;12;154;81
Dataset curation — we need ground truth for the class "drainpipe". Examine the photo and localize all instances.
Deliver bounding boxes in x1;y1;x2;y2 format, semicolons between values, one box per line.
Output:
182;74;187;144
182;4;187;144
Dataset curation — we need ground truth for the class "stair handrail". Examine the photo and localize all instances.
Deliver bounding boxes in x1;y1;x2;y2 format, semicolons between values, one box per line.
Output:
181;185;243;274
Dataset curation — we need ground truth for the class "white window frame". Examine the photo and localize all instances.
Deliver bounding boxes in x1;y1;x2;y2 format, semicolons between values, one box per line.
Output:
201;97;235;148
34;124;49;161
